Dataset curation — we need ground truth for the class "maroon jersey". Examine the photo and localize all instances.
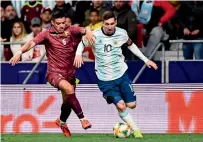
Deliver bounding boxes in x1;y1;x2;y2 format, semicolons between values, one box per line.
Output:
33;26;83;78
21;1;43;26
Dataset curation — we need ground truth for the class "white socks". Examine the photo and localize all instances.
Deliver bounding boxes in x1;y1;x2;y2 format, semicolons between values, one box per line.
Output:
119;110;138;131
59;119;66;125
80;117;86;122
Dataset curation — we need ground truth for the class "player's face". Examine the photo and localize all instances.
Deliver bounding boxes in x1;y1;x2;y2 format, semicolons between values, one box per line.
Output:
52;17;66;33
102;18;117;35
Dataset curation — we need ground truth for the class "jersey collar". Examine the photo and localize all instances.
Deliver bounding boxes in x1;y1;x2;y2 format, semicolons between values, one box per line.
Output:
101;27;116;36
49;26;69;37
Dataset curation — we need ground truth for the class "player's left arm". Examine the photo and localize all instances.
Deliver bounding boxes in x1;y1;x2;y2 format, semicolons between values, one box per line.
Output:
69;26;95;45
127;39;158;70
73;38;91;68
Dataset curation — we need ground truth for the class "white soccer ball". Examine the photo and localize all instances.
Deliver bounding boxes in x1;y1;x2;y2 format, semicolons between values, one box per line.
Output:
113;122;131;138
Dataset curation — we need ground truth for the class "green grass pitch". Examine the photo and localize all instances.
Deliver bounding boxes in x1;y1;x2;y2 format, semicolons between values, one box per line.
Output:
2;133;203;142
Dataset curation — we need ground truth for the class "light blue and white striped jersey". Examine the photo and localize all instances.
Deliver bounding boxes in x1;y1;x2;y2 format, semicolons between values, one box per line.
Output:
90;27;129;81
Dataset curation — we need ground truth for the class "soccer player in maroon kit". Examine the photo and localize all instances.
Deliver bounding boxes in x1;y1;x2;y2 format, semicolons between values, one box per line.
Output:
9;9;94;137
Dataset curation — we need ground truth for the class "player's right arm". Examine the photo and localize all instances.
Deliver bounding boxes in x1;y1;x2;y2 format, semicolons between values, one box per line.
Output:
9;31;47;66
73;38;90;68
121;29;158;70
127;40;158;70
9;40;36;66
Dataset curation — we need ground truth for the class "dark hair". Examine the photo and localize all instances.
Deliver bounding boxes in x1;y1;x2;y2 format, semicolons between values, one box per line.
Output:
89;8;99;16
102;11;115;21
52;8;66;20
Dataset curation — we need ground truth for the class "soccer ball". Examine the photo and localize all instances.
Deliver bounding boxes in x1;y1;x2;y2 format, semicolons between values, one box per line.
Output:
113;122;131;138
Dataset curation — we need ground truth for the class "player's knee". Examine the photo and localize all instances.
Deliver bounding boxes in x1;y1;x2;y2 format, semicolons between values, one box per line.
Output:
63;86;74;95
59;80;75;94
116;101;126;112
126;102;136;109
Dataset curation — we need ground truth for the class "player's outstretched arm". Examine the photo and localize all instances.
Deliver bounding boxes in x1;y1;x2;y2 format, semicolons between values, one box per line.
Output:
73;41;86;68
74;37;92;68
70;26;95;45
9;30;47;66
128;43;158;70
145;60;158;70
84;27;95;45
9;40;36;66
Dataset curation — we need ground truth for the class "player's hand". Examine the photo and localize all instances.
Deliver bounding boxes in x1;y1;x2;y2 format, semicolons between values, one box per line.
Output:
84;27;95;45
9;52;21;66
146;60;158;70
73;55;84;68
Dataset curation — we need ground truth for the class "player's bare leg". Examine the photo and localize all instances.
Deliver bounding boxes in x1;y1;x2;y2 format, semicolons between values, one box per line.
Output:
116;100;143;138
59;80;92;130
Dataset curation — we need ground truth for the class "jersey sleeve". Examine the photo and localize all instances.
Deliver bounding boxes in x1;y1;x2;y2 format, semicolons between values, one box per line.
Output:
123;28;148;63
76;36;93;56
32;30;47;45
122;29;133;46
68;26;86;36
81;37;90;47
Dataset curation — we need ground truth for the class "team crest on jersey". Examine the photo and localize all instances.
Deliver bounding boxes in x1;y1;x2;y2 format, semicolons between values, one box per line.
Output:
62;39;66;45
113;40;118;45
26;9;29;12
64;31;69;36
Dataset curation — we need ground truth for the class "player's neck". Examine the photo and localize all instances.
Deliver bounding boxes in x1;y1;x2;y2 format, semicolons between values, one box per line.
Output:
101;27;116;36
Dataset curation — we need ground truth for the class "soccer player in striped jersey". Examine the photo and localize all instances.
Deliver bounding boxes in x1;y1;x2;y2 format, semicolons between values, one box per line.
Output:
74;11;158;138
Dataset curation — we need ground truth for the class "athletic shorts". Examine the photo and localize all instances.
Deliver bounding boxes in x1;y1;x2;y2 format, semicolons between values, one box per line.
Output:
98;71;136;105
46;69;76;89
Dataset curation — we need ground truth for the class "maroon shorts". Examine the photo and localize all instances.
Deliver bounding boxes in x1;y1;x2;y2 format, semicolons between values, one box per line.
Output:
46;70;76;89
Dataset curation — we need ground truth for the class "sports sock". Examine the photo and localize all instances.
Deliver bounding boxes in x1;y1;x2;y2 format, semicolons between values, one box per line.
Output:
66;94;85;119
119;110;138;131
59;103;72;124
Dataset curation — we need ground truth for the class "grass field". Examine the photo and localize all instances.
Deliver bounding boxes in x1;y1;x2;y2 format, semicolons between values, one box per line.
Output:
2;133;203;142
